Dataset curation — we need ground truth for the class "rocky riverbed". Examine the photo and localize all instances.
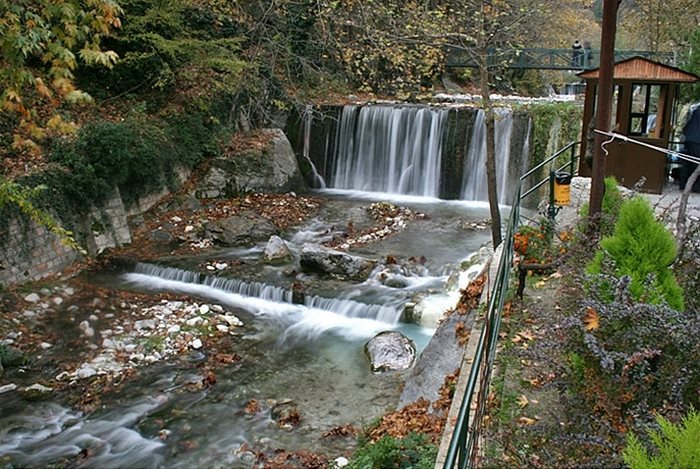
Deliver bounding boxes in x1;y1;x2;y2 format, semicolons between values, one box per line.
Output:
0;189;493;467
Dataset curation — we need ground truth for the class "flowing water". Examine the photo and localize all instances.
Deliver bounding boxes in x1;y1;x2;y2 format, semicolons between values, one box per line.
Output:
0;103;525;466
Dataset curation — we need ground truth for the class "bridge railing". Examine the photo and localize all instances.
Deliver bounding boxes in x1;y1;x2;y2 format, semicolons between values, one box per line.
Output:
443;142;581;468
445;47;676;70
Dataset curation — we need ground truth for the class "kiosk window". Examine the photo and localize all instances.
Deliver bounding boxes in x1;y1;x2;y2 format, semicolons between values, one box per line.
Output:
629;83;660;136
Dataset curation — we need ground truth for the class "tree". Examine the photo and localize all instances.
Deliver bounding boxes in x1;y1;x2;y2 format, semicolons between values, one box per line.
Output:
0;0;122;155
619;0;699;52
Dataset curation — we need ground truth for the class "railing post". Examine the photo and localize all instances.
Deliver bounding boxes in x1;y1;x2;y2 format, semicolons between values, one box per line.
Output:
547;170;557;220
570;143;576;174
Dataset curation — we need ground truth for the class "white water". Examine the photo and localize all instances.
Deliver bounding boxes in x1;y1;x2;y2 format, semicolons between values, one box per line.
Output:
330;105;448;196
461;108;518;203
0;397;167;468
302;105;326;188
124;264;406;342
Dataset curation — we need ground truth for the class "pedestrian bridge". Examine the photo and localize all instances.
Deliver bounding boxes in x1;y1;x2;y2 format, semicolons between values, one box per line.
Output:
445;47;676;71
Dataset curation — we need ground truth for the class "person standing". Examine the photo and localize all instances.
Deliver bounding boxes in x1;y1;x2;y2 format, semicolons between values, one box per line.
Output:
571;40;583;68
583;41;593;67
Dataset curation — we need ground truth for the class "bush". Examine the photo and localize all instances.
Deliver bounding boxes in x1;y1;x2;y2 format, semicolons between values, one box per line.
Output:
587;197;684;311
348;432;437;469
580;176;624;235
563;276;700;421
623;408;700;469
50;117;176;205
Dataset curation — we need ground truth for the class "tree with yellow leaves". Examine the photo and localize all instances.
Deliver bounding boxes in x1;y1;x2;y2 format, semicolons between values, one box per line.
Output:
0;0;122;155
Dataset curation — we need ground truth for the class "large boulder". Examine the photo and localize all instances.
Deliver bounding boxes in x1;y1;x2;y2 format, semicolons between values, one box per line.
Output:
398;310;475;410
205;212;278;247
365;331;417;372
300;243;377;281
197;129;306;198
263;236;293;265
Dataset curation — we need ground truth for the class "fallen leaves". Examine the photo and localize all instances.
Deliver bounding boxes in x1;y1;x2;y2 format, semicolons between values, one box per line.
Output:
455;321;469;346
582;307;600;331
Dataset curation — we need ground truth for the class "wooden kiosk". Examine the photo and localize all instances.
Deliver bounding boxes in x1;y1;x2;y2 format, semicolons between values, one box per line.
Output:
578;57;699;193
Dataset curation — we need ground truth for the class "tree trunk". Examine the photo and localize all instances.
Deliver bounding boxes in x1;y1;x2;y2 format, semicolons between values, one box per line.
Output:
588;0;619;233
480;58;502;248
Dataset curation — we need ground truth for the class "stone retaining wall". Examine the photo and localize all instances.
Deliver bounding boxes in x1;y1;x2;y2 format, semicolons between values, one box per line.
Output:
0;167;194;286
0;187;134;286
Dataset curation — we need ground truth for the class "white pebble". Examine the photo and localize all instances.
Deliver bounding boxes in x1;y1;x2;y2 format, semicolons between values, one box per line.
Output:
190;339;203;350
199;305;210;314
168;325;181;334
216;325;229;333
39;342;53;350
77;366;97;379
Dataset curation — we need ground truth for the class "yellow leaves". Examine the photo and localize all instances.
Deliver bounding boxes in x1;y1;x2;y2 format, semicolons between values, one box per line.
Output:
517;395;530;408
34;77;52;98
511;329;535;345
518;416;537;426
582;306;600;331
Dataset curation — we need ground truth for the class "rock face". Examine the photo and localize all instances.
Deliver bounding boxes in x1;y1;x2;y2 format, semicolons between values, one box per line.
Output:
300;243;377;281
365;331;417;372
197;128;306;198
398;311;474;409
205;212;278;246
263;235;293;265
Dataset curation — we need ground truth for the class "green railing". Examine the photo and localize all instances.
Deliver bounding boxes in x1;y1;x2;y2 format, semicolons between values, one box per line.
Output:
443;142;580;468
446;47;677;71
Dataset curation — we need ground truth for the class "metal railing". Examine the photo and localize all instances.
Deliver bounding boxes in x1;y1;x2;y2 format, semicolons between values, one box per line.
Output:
443;142;581;468
446;47;676;71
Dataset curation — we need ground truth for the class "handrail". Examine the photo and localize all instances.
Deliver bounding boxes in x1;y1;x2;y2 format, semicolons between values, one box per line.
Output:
443;141;580;468
445;47;676;70
520;141;581;201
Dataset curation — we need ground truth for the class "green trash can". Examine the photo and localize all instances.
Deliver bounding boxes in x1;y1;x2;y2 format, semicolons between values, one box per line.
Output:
553;172;572;206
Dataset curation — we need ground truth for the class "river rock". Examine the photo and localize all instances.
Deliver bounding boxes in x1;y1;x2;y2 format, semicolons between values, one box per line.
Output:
263;235;293;265
20;383;53;401
300;243;377;281
196;128;305;198
364;331;416;372
205;212;278;247
0;383;17;394
1;346;27;367
77;366;97;379
24;293;41;303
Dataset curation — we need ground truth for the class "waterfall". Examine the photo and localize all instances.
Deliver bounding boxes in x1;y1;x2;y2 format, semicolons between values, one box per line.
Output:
460;108;518;204
329;105;448;197
130;263;401;324
302;106;326;188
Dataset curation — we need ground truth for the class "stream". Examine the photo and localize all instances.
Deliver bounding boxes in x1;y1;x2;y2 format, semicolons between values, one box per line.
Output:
0;190;496;467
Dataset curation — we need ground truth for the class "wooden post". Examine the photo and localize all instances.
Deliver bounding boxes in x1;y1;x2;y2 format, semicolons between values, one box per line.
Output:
588;0;620;229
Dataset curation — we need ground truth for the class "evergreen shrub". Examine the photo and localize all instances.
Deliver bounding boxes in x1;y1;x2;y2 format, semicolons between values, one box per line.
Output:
623;408;700;469
579;176;624;235
586;197;684;311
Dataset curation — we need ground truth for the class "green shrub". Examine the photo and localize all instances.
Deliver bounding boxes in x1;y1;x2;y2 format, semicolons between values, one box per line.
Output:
580;176;624;235
348;432;437;469
564;277;700;416
50;117;176;205
587;197;684;311
623;408;700;469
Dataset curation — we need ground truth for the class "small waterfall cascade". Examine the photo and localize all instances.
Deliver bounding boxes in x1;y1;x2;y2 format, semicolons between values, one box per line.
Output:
460;108;518;204
130;263;402;324
302;106;326;188
329;105;448;197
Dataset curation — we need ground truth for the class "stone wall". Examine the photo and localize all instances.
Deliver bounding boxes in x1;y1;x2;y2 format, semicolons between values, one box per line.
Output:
0;187;133;286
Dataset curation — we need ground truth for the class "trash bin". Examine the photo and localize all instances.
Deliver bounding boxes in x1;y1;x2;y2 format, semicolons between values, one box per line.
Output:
553;172;572;206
